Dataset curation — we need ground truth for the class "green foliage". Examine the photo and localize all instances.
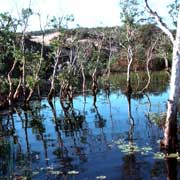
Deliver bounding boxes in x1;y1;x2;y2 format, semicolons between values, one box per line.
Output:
0;12;22;83
26;75;36;89
0;77;9;93
21;8;33;21
57;67;79;87
167;0;180;27
120;0;142;26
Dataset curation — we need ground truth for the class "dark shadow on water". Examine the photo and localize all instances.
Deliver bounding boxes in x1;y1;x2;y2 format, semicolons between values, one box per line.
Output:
165;158;177;180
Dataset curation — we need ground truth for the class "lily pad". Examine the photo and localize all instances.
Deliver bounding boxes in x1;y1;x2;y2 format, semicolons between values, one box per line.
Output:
68;170;79;175
96;175;107;179
118;144;140;154
153;152;165;159
141;147;152;151
50;170;63;175
32;171;39;176
166;153;179;158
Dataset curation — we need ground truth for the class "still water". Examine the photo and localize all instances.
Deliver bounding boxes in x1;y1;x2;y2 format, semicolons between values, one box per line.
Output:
0;72;180;180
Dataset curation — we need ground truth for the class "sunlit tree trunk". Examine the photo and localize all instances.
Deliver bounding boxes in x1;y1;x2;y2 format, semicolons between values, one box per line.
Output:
48;48;61;102
48;17;63;103
7;60;17;106
162;10;180;153
20;6;33;102
141;39;158;92
21;38;26;99
164;54;169;70
91;34;104;105
163;33;180;152
26;14;48;103
145;0;180;153
81;61;86;100
126;44;133;93
13;77;22;100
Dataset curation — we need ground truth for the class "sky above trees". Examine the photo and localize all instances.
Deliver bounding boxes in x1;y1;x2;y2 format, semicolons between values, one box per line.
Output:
0;0;173;31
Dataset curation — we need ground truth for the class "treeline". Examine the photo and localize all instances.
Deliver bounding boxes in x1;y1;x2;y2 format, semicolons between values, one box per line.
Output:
0;8;172;109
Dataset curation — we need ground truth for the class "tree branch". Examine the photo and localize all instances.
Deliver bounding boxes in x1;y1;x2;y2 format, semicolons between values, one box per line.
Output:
144;0;175;44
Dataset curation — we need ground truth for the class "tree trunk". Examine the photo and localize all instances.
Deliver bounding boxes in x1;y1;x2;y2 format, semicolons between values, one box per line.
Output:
21;32;26;100
48;49;61;102
7;60;17;106
165;158;177;180
141;40;157;92
164;55;169;70
163;11;180;153
26;32;44;103
144;0;179;153
13;77;22;100
126;45;133;94
81;62;86;100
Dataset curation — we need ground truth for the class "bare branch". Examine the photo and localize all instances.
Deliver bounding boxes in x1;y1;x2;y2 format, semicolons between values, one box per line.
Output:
144;0;175;44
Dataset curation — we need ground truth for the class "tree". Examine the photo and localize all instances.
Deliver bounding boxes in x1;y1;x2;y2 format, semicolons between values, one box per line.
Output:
47;16;63;103
119;0;142;93
145;0;180;153
91;33;104;105
26;13;49;103
0;13;17;105
19;8;33;100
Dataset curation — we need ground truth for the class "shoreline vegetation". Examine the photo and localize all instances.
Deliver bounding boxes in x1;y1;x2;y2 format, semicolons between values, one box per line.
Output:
0;24;172;109
0;11;172;110
1;1;180;178
0;71;169;110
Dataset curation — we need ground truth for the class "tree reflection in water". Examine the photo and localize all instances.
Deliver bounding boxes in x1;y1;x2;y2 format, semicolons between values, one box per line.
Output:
0;81;179;179
121;92;138;179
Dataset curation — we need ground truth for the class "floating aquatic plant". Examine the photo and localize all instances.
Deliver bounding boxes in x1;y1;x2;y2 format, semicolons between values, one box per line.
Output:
115;139;154;155
49;170;63;175
118;143;140;154
68;170;79;175
165;153;179;159
153;152;165;159
96;175;107;179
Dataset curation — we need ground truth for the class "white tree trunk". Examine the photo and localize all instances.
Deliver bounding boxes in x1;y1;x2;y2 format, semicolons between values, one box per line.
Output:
163;10;180;152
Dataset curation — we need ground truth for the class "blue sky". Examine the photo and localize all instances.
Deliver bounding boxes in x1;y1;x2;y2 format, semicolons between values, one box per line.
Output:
0;0;173;31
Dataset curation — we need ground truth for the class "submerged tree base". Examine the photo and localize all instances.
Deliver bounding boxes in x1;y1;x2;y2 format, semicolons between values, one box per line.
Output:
160;140;178;154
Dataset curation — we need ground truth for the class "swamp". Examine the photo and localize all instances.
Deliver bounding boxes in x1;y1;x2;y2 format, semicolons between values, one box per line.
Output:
1;0;180;179
1;72;180;179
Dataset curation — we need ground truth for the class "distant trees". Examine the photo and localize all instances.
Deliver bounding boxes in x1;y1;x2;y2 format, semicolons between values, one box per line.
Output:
0;4;173;110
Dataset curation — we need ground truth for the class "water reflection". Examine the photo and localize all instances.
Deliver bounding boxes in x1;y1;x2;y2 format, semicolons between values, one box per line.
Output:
166;158;177;180
0;72;180;179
